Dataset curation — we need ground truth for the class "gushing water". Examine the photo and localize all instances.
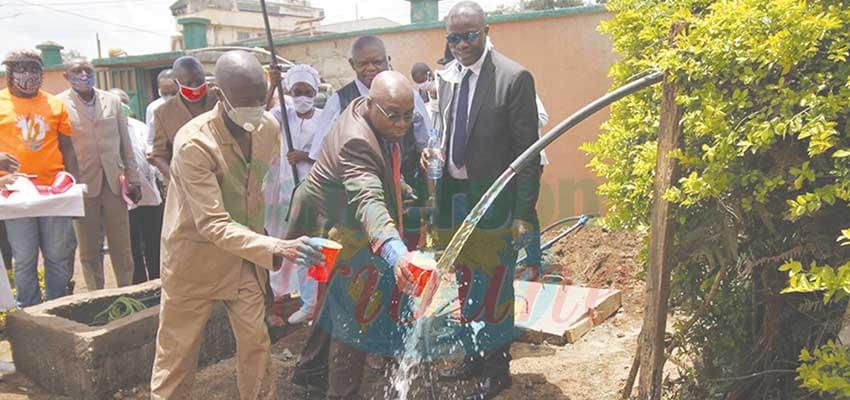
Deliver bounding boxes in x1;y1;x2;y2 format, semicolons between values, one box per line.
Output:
391;312;429;399
386;71;664;399
390;170;517;400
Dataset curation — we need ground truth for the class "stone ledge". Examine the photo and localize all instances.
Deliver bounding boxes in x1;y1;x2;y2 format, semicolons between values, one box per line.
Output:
6;280;237;399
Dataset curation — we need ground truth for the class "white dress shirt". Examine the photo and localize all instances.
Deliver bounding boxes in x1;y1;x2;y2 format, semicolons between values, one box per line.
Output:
446;48;489;180
308;79;432;161
145;96;168;149
536;96;550;166
127;117;162;208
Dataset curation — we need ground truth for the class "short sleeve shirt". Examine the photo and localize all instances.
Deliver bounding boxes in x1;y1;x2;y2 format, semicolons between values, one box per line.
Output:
0;89;72;185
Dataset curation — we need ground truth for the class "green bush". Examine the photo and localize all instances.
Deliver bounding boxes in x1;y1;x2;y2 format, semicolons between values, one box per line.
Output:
584;0;850;397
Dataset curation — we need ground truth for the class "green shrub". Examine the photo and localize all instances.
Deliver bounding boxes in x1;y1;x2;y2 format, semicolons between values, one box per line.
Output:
585;0;850;396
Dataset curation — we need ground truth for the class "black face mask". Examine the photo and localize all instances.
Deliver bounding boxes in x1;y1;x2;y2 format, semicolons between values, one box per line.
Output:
10;71;43;96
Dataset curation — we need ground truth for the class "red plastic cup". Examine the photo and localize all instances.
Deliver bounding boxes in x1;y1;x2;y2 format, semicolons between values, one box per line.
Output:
307;239;342;283
50;171;75;194
407;252;436;297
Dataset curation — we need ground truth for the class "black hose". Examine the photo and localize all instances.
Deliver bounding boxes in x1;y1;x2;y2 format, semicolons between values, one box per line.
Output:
508;71;663;174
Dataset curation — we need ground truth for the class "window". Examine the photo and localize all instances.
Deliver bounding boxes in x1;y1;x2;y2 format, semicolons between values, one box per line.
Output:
237;31;250;41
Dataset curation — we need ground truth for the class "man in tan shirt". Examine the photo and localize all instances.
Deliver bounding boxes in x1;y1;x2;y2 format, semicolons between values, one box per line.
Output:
150;55;216;181
150;51;325;399
59;58;141;290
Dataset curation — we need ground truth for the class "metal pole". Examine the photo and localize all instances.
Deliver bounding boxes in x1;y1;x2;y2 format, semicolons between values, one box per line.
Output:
259;0;299;183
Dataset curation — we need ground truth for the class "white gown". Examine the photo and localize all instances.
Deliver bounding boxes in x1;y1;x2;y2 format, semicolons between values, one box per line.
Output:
264;106;322;297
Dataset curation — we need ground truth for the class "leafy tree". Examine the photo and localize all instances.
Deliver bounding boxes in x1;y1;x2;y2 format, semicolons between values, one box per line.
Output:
523;0;585;9
584;0;850;397
487;0;584;16
61;49;83;63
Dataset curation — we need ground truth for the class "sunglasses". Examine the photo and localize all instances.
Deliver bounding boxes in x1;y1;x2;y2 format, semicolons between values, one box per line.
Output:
373;101;415;123
446;30;483;45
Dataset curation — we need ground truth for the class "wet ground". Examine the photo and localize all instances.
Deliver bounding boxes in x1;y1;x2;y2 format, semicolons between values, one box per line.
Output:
0;224;647;399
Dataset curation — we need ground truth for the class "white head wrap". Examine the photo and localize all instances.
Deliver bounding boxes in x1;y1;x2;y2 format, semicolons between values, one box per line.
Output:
285;64;320;92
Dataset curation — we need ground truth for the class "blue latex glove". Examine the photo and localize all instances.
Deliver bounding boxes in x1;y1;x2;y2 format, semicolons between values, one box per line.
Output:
380;238;408;270
380;239;416;294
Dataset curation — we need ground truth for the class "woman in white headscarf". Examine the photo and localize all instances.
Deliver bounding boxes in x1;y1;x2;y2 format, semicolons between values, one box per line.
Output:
264;64;323;325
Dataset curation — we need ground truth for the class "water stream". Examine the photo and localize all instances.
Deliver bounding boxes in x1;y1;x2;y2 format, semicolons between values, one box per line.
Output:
387;71;664;399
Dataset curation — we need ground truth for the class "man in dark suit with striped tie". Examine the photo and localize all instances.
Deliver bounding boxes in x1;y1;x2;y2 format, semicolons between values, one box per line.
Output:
424;1;541;399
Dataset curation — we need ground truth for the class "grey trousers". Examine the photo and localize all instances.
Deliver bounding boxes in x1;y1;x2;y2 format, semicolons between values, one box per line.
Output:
73;175;134;290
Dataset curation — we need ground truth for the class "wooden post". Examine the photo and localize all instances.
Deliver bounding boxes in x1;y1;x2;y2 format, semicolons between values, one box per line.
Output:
636;21;688;400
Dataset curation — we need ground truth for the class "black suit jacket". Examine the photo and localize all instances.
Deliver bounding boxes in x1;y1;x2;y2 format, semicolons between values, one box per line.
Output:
435;50;541;222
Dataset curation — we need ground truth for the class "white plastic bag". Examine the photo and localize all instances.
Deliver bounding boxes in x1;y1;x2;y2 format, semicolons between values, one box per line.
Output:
0;177;86;220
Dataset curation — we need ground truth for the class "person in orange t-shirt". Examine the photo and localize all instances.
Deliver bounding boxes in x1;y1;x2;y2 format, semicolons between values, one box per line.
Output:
0;49;79;308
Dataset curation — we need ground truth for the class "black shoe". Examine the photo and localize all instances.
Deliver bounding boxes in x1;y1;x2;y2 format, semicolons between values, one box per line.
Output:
464;374;512;400
292;371;327;395
438;360;483;382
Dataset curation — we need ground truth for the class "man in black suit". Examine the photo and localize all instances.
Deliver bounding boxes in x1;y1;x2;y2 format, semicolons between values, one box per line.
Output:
423;1;541;399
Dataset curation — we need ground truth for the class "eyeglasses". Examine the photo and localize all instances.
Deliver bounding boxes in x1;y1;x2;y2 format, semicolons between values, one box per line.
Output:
446;30;483;45
373;101;415;123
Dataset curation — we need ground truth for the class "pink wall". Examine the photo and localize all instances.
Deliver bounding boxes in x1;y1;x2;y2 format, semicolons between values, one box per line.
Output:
277;10;617;222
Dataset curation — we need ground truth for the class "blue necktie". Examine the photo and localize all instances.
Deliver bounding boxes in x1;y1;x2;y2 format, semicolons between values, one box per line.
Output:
452;70;472;168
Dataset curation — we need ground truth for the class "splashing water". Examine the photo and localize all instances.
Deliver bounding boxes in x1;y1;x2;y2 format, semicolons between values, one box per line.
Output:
391;312;429;399
389;170;517;400
429;169;517;313
386;71;665;399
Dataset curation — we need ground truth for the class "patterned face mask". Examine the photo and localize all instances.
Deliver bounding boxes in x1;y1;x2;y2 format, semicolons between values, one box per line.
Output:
11;71;42;96
68;72;95;93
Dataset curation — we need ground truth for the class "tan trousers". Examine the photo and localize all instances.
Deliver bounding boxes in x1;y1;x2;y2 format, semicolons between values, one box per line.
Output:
73;174;134;290
150;264;275;400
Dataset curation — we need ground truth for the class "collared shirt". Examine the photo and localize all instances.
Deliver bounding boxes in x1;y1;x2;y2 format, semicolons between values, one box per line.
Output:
162;103;280;299
536;96;549;166
151;95;216;163
308;79;431;161
447;48;489;179
127;117;162;207
145;96;167;149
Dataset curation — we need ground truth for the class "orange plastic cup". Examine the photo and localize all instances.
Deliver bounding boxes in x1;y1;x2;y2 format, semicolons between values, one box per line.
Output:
308;239;342;283
407;252;436;297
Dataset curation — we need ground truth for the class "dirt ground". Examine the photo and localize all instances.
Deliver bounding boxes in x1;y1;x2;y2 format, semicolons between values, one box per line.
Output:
0;223;647;400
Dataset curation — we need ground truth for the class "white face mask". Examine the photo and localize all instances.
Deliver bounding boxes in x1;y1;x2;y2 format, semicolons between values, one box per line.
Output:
218;90;265;132
292;96;314;114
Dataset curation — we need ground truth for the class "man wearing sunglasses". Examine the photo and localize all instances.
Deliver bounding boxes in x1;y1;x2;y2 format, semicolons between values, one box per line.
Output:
286;71;420;399
150;56;217;184
423;2;541;399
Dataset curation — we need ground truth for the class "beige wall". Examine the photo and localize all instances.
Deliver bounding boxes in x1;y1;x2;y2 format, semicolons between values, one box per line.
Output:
0;70;70;95
179;7;321;46
275;10;617;223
